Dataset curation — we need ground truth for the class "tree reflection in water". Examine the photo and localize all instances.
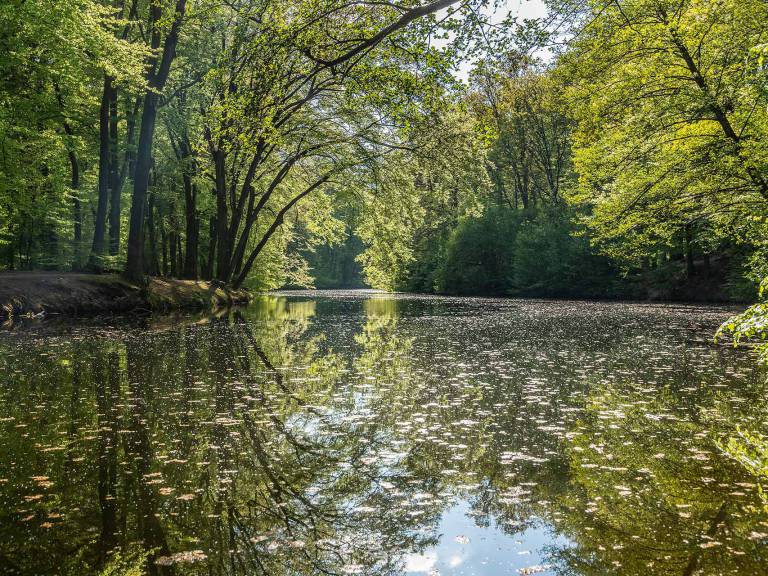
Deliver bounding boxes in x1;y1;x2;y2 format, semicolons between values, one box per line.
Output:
0;294;766;575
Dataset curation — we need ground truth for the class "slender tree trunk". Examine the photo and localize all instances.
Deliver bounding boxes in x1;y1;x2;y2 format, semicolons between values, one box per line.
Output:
147;192;161;276
56;88;83;270
169;230;178;277
213;149;229;281
229;193;256;279
204;216;216;280
73;197;82;270
125;92;159;282
521;158;530;209
182;162;198;279
233;174;331;288
64;135;81;270
183;212;199;279
119;97;141;192
177;235;183;278
108;86;121;255
228;155;299;277
684;223;695;278
90;75;114;269
166;106;199;279
160;223;168;277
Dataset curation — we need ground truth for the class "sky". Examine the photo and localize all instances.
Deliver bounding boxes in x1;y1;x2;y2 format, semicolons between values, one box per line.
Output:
497;0;548;22
451;0;549;80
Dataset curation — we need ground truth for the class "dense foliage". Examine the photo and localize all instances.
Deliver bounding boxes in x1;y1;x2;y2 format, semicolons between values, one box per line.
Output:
2;0;766;301
0;0;498;288
354;0;768;298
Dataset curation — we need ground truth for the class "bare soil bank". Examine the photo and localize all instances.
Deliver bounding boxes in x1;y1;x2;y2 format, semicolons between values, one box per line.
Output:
0;272;250;318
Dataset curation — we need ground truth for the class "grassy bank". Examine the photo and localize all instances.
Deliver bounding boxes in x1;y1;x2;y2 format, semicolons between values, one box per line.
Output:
0;272;250;318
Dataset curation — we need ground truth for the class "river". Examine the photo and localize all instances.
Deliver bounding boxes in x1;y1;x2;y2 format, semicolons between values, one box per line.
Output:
1;291;767;575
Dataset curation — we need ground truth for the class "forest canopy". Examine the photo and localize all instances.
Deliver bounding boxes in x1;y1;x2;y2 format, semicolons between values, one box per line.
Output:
1;0;767;302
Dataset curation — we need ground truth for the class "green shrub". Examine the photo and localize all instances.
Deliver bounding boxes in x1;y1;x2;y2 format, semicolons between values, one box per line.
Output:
435;206;521;295
513;208;619;298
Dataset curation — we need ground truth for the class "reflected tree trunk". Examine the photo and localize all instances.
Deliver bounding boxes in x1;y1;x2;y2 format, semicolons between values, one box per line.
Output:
96;350;119;561
126;341;173;575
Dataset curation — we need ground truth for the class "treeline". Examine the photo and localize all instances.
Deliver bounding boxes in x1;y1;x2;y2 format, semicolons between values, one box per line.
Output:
358;0;768;301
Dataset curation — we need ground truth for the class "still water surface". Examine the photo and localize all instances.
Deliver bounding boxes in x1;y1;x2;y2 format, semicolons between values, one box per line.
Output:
1;292;767;575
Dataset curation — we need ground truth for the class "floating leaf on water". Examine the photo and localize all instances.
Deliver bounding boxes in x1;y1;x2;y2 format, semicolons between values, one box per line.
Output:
155;550;207;566
250;535;270;544
518;565;551;575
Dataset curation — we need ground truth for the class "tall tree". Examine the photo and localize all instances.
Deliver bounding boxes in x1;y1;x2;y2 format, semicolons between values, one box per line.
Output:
123;0;481;285
470;55;571;210
124;0;188;282
554;0;768;264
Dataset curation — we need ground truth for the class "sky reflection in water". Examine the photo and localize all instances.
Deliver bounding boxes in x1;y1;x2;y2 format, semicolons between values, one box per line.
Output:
0;292;767;575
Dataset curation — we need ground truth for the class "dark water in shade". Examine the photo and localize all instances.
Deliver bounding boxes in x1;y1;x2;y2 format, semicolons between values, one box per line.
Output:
1;291;767;576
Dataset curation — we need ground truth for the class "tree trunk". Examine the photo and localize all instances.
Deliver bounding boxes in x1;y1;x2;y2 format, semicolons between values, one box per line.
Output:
119;97;141;193
108;86;121;255
213;149;229;281
73;197;82;270
520;162;530;209
89;75;114;269
233;174;331;288
147;192;161;276
229;193;256;280
57;90;83;271
177;234;183;278
182;167;198;279
64;136;81;270
169;230;178;277
183;213;199;279
160;223;168;277
125;92;159;282
204;216;216;280
684;223;695;278
123;0;187;283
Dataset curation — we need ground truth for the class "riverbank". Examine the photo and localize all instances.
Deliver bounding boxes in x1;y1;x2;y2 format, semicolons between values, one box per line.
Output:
0;272;250;318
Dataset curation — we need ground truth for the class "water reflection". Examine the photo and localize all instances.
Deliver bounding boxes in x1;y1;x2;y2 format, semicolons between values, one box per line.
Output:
0;293;767;575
